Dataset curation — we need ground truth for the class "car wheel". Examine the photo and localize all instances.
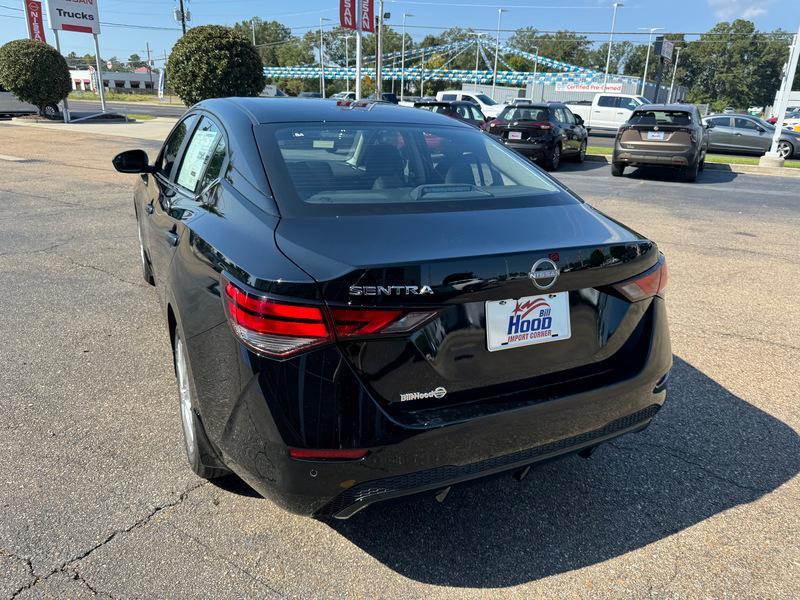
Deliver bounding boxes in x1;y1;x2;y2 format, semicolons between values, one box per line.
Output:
611;163;625;177
543;143;561;171
575;139;587;163
777;141;794;159
174;331;230;479
137;222;155;286
684;160;699;182
42;104;59;119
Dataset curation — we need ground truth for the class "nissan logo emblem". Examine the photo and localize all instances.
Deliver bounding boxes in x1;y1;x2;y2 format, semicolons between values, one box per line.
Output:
529;258;560;290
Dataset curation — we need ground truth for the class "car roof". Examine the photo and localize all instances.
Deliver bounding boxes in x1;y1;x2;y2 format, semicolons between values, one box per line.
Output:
504;102;551;109
635;103;695;112
196;97;472;127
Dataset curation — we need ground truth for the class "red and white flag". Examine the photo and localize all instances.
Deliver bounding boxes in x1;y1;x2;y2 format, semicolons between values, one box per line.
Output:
24;1;47;43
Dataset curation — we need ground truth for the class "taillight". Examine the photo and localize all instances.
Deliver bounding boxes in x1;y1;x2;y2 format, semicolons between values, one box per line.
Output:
223;281;331;356
613;256;668;302
223;278;437;357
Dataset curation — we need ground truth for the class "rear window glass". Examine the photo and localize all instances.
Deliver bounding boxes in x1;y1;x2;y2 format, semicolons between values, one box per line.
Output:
498;107;548;121
629;110;693;126
256;123;576;216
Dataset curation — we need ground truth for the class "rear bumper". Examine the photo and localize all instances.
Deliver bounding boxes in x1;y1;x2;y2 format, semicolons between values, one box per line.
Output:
502;140;552;158
207;298;671;518
614;146;698;167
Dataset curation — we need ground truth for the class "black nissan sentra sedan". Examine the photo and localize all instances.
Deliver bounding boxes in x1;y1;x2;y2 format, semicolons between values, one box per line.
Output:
113;98;671;518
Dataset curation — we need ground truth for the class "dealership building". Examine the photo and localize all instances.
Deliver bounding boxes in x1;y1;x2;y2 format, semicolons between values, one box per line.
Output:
69;68;155;93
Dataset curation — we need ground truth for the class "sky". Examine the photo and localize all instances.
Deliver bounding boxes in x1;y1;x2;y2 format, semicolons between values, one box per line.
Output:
0;0;797;67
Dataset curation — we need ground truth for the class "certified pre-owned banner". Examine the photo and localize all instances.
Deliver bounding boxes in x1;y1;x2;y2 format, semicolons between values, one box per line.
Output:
24;1;47;42
46;0;100;34
361;0;374;33
340;0;356;30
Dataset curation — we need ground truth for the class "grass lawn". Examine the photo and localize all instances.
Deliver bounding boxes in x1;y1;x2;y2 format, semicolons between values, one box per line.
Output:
587;146;800;169
69;91;182;105
126;113;156;121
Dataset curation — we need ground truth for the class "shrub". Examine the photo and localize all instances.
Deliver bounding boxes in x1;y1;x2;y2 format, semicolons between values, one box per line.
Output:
167;26;265;106
0;39;70;114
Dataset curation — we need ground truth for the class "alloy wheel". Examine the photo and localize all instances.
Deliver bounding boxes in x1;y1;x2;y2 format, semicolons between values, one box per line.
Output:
777;141;792;159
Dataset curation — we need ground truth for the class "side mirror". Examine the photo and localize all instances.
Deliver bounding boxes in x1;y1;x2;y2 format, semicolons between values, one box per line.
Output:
574;115;584;125
704;121;714;129
112;149;154;174
756;126;765;133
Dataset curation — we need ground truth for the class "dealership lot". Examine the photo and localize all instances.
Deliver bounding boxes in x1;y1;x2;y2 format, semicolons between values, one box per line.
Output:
1;124;798;599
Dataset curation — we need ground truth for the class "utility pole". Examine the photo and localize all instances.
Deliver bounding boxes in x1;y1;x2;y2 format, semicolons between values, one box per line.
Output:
668;46;682;103
400;12;412;101
492;8;508;98
178;0;187;35
531;46;539;100
319;17;331;97
376;0;385;96
146;42;154;93
638;27;663;97
602;2;623;91
420;47;425;98
251;18;256;45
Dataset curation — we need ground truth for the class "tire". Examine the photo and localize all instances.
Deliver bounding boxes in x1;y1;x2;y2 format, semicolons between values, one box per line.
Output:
777;140;794;159
174;331;230;479
42;104;59;119
543;143;561;171
574;139;587;163
684;160;699;182
611;163;625;177
137;221;155;286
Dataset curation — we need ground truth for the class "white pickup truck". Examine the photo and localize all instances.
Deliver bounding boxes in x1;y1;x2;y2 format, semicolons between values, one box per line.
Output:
565;93;649;132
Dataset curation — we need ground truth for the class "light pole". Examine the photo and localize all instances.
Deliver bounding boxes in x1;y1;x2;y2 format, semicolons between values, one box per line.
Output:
319;17;331;97
400;13;413;101
492;8;508;98
344;35;352;93
668;46;682;103
602;2;623;92
251;18;257;46
638;27;663;97
530;46;539;100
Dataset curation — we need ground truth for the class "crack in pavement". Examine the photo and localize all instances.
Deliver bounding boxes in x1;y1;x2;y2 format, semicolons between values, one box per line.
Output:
609;441;771;494
8;482;208;599
44;252;144;288
1;548;36;599
0;238;75;258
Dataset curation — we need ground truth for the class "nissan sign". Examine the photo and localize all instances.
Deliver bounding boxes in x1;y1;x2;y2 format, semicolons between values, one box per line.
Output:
46;0;101;34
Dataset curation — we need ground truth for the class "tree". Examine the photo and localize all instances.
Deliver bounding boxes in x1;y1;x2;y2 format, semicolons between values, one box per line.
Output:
167;25;265;106
508;28;592;70
0;39;70;115
681;20;787;109
233;18;293;67
128;53;147;69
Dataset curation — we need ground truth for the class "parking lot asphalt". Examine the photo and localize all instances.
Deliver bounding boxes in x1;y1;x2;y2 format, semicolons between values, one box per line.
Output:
1;124;798;599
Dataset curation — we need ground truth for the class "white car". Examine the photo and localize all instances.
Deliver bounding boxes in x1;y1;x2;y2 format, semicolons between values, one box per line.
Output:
0;85;61;118
435;90;503;117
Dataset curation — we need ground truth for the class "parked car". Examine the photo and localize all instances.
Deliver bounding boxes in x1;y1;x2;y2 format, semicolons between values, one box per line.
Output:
413;100;486;127
484;101;588;170
612;103;709;181
297;91;323;98
703;114;800;159
111;98;671;518
365;92;399;104
436;89;503;117
0;85;59;118
766;110;800;126
332;91;356;101
565;93;649;133
722;106;735;114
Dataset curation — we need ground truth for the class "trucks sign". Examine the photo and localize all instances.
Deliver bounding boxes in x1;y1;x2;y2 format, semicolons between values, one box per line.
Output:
46;0;100;34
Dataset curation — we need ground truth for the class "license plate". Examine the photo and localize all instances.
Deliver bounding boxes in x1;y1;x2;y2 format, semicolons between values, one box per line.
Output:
508;131;522;140
647;131;665;140
485;292;571;352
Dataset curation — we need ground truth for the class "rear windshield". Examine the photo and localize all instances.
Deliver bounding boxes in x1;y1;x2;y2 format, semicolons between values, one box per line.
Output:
498;106;549;121
629;110;693;126
255;122;576;216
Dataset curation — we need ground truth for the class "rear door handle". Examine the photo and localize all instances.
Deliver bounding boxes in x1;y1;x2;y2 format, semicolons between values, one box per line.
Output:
165;230;179;247
144;203;154;215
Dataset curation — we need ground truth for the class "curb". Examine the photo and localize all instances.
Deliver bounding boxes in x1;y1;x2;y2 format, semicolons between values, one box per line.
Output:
585;154;800;178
